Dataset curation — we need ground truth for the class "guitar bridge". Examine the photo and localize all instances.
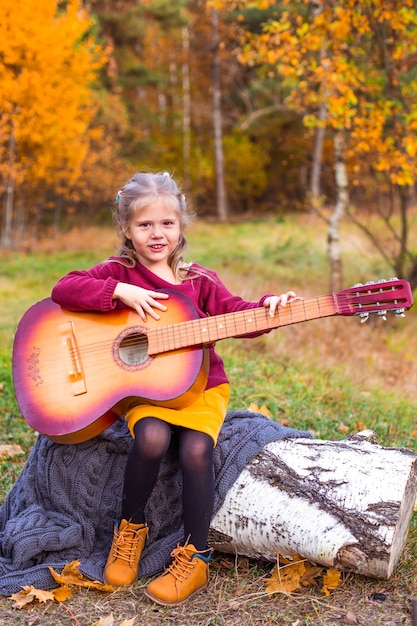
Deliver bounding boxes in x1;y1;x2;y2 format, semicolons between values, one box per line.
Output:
60;321;87;396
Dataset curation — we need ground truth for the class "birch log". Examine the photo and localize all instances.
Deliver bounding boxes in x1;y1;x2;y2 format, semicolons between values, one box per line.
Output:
209;430;417;579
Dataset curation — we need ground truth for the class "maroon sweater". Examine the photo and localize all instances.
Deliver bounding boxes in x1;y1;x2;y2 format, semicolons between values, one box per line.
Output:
51;259;272;390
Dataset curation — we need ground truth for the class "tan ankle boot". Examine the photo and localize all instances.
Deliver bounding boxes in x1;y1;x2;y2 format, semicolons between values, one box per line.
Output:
144;542;212;606
104;519;148;586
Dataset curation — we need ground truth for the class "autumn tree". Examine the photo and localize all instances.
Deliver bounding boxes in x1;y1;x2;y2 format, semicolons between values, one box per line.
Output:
206;1;308;213
0;0;107;246
88;0;294;217
216;0;417;289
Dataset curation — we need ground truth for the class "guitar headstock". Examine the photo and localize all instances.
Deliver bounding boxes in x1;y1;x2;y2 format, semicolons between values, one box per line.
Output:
336;278;413;321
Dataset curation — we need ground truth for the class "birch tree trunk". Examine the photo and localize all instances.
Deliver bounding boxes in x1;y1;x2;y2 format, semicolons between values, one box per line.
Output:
310;103;326;208
211;8;228;221
1;121;16;248
181;25;191;191
209;430;417;580
328;130;348;292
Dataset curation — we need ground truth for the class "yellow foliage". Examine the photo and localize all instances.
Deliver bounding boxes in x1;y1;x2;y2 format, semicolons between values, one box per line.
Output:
231;0;417;186
248;402;272;418
265;554;343;596
0;0;107;189
49;559;116;592
10;586;55;608
52;585;73;602
11;586;136;625
9;560;117;609
265;559;308;595
322;568;342;596
0;444;25;458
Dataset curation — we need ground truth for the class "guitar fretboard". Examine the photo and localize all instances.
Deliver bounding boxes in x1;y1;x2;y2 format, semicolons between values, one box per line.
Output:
147;294;338;355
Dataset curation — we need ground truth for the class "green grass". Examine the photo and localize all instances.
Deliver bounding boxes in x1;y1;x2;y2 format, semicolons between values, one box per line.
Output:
223;342;417;449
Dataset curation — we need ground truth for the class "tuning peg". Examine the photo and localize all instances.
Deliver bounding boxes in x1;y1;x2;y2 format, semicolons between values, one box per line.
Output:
359;312;369;323
395;308;406;317
377;310;387;320
353;282;363;288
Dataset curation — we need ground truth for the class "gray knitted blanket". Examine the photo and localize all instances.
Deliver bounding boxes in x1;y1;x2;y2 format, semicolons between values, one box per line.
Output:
0;410;311;596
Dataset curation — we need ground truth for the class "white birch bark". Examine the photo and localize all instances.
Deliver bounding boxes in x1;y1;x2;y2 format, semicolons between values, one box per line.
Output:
211;8;228;221
209;431;417;579
1;121;16;248
328;130;348;292
181;25;191;190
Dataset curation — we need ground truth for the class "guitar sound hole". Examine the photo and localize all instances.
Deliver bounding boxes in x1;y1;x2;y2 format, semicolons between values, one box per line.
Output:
118;332;149;366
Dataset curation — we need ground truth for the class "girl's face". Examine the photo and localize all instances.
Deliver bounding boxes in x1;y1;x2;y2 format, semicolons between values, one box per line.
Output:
126;198;182;269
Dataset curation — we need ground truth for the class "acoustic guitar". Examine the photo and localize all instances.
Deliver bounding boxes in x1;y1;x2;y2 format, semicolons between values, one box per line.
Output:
12;279;413;444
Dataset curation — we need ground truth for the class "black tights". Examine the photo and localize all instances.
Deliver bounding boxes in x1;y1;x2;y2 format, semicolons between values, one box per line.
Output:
121;417;214;552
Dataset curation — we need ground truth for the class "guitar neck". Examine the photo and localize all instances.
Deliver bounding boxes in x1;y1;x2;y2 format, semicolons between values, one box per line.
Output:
147;294;337;355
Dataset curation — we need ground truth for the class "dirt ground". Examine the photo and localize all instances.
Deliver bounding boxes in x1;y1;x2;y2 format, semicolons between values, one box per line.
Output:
0;547;415;626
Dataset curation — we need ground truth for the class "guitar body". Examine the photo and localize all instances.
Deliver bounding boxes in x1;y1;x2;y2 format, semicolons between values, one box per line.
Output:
12;294;209;444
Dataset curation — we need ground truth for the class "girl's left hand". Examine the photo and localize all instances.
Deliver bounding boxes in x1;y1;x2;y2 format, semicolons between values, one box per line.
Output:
264;291;302;317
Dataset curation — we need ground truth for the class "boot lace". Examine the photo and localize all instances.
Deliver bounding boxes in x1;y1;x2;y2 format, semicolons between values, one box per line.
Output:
112;526;144;565
166;543;211;583
166;545;196;582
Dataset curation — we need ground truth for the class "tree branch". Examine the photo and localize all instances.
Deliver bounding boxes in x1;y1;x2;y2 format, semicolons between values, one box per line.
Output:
239;104;289;131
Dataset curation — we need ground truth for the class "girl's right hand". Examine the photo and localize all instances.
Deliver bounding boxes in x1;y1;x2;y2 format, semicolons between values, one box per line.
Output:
113;283;169;321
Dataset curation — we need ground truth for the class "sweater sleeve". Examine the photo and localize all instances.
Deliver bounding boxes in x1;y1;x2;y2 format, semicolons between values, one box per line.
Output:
51;263;121;312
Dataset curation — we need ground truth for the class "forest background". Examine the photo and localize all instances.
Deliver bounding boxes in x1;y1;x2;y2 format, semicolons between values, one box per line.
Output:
1;0;417;295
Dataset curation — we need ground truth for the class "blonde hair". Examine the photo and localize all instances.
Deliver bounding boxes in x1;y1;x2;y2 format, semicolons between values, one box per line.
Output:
112;171;194;280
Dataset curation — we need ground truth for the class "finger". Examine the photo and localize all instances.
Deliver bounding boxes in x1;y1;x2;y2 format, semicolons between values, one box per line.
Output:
281;291;302;306
142;302;161;321
149;299;168;312
136;305;148;322
269;299;278;316
150;291;170;300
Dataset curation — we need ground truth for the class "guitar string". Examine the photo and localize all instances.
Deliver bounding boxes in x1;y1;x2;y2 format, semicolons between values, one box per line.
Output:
64;289;404;360
64;296;337;359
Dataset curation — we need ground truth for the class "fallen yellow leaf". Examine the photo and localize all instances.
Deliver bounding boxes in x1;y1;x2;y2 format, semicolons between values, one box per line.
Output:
52;585;73;602
265;555;342;597
248;403;272;418
322;568;342;595
265;559;307;594
49;560;116;592
300;563;323;587
10;586;55;609
0;444;25;459
354;421;367;432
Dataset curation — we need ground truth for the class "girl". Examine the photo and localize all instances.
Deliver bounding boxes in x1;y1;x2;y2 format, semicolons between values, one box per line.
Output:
51;171;300;606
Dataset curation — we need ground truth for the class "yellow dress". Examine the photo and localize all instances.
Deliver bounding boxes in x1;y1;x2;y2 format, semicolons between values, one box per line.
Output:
125;383;230;445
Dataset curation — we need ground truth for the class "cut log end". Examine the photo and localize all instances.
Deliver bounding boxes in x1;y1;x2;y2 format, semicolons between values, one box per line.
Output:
335;544;368;572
